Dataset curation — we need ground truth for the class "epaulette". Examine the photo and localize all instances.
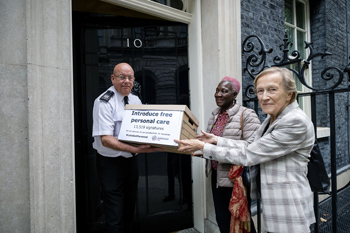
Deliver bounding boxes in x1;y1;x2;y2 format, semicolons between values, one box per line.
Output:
100;90;114;102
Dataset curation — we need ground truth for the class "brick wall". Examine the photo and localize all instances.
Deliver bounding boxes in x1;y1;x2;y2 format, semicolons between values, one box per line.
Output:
241;0;285;121
309;0;349;171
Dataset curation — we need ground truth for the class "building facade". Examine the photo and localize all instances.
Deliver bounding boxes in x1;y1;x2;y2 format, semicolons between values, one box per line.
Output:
0;0;349;232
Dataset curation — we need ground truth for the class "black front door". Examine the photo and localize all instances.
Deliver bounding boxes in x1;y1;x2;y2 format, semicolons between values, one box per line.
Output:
73;12;193;233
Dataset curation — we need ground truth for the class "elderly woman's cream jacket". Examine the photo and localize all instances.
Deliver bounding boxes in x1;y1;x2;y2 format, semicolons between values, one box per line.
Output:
203;101;315;233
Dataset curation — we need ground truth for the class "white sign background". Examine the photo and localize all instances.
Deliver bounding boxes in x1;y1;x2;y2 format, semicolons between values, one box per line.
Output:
118;109;183;146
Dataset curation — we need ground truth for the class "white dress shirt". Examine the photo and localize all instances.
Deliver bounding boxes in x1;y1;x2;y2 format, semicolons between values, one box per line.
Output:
92;86;142;158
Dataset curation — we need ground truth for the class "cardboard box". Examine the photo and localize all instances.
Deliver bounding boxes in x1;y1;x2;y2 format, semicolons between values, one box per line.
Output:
118;104;199;154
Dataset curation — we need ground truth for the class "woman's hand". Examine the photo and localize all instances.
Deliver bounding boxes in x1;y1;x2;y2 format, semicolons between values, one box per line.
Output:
174;139;205;154
196;130;218;145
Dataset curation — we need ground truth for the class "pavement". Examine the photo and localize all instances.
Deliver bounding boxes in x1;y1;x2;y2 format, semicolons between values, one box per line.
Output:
312;182;350;233
177;182;350;233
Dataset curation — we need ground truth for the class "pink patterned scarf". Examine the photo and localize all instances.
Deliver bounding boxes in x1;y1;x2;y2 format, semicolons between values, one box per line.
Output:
228;165;251;233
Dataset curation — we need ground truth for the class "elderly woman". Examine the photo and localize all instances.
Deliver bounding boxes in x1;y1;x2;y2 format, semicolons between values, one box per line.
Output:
202;76;260;233
175;67;315;233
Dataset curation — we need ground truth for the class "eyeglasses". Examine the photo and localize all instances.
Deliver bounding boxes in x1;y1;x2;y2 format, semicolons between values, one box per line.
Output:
113;74;135;82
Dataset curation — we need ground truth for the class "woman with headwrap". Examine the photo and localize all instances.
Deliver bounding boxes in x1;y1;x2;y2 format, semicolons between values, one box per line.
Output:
202;76;260;233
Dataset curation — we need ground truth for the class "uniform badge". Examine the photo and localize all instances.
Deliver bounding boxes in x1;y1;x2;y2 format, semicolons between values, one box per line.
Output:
100;90;114;102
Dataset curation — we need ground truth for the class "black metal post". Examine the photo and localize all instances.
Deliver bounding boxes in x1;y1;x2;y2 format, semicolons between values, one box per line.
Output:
310;94;320;233
329;92;338;233
257;198;261;233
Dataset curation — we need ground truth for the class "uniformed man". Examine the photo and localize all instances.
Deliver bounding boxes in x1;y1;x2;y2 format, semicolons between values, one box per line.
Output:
92;62;162;233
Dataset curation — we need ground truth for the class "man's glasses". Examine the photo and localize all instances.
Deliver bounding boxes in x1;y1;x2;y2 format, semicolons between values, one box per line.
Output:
113;74;135;82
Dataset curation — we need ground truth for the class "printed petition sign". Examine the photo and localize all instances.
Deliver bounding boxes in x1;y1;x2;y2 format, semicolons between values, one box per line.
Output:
118;105;199;154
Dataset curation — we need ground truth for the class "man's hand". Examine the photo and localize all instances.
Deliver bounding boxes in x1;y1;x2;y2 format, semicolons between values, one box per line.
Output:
133;145;163;154
101;135;163;153
196;130;218;145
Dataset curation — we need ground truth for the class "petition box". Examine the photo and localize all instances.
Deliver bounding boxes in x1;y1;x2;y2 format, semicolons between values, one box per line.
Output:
118;105;199;154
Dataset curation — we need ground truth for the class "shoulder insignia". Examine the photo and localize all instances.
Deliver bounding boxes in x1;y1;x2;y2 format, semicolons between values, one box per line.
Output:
100;90;114;102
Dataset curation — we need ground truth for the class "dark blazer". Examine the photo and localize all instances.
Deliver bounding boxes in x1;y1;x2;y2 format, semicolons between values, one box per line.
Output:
203;101;315;233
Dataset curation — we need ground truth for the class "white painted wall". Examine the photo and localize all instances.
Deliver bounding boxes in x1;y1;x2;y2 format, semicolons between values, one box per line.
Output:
0;0;30;232
198;0;242;232
26;0;76;232
0;0;242;232
0;0;76;232
187;1;206;231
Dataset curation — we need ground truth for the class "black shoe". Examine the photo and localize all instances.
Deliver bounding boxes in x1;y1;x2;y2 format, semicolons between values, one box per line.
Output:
163;195;175;202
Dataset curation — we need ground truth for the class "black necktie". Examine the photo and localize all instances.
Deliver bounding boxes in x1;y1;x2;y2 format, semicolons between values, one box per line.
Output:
124;96;129;106
123;95;134;156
